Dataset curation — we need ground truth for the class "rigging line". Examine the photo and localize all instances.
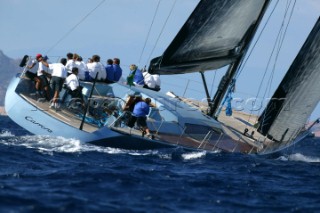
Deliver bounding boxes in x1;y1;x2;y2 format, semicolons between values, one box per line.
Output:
259;1;294;123
269;0;295;97
138;0;162;66
237;0;282;126
257;2;289;102
266;0;296;105
210;71;217;97
146;0;177;65
265;0;296;98
240;0;280;107
278;0;296;48
229;0;280;127
45;0;106;54
236;0;280;78
255;0;296;125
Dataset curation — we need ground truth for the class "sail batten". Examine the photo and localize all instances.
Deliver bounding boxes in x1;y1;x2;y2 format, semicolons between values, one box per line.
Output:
149;0;270;75
258;17;320;144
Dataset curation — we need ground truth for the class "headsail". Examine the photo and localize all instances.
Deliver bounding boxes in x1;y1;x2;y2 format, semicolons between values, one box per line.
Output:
258;17;320;143
149;0;270;75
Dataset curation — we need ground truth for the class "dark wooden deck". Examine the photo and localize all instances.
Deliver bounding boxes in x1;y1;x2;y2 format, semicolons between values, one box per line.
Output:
20;92;98;133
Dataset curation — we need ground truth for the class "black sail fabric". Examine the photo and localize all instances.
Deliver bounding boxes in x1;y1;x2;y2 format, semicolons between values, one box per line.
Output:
148;0;269;75
258;17;320;145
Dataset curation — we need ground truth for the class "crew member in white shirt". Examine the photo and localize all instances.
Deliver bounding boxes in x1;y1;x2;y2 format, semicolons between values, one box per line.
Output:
65;52;75;75
25;56;42;92
75;56;88;81
87;54;106;81
65;67;84;105
47;58;67;108
29;54;50;100
142;71;161;91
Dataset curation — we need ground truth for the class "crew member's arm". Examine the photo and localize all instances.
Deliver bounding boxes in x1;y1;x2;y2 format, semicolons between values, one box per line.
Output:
27;62;36;69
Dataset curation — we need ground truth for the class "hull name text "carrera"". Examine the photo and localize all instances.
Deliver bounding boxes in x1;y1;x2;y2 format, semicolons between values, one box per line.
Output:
25;116;53;133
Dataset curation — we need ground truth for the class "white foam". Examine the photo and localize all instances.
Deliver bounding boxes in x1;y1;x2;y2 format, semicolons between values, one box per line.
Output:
1;134;217;159
158;154;172;160
288;153;320;163
2;135;114;154
277;156;288;161
278;153;320;163
182;151;206;160
16;135;82;153
0;130;15;137
2;135;165;156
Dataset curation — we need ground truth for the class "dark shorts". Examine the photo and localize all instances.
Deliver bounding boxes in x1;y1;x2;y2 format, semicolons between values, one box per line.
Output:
136;116;147;128
70;86;84;100
126;115;147;128
51;76;65;92
25;71;37;80
39;75;49;87
143;85;161;91
126;115;137;128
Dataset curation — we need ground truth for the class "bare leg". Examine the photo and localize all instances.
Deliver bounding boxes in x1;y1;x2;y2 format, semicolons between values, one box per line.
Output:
53;91;59;103
43;86;51;101
35;78;41;91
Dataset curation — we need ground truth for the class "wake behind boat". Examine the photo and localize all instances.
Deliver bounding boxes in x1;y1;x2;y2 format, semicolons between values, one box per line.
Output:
5;0;320;154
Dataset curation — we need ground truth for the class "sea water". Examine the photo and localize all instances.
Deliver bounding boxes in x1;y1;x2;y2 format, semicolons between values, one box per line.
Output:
0;115;319;212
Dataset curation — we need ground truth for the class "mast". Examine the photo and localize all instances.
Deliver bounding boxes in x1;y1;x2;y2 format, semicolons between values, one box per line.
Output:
208;0;271;118
208;62;239;118
200;71;212;108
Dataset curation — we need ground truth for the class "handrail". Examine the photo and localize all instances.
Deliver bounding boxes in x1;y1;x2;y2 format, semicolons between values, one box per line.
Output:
108;110;131;128
198;130;213;149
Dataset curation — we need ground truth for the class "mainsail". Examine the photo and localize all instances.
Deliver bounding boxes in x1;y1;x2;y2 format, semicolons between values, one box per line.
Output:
149;0;270;75
258;17;320;143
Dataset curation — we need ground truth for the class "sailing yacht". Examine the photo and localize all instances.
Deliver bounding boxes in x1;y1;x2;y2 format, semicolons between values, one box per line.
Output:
4;0;320;154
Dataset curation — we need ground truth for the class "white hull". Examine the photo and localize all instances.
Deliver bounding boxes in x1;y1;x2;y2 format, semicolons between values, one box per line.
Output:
5;74;309;154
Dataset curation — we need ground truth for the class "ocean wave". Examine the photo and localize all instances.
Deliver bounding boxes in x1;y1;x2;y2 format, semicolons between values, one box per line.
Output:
0;134;124;154
278;153;320;163
0;134;172;157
